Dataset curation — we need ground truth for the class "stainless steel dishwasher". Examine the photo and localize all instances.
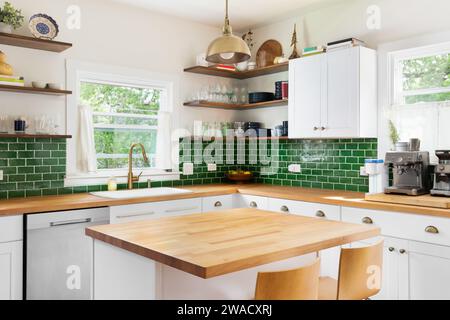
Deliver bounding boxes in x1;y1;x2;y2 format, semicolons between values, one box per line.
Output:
25;207;109;300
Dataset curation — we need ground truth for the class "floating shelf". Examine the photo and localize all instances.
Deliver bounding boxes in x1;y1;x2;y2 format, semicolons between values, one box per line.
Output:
0;32;72;52
187;136;290;141
0;133;72;139
184;62;289;80
184;99;288;110
0;84;72;96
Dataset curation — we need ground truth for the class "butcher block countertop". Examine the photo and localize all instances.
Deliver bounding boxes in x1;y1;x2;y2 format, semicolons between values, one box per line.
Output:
1;183;450;218
86;208;380;278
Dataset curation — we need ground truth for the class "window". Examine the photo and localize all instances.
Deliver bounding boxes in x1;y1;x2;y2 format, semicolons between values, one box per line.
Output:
79;81;161;170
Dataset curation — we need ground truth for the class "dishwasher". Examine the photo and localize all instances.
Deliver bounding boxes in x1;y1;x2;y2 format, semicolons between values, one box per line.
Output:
25;207;109;300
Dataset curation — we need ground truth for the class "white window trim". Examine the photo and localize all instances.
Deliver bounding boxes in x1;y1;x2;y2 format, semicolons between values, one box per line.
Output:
378;31;450;157
65;60;180;187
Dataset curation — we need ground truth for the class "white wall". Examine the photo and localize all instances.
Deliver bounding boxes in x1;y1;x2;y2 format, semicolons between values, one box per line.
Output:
239;0;450;129
0;0;239;134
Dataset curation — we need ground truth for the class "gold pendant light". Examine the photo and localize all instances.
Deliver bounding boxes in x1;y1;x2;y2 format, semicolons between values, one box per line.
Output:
206;0;251;64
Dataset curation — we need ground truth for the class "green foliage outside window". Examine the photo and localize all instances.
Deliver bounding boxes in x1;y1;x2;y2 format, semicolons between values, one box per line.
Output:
80;82;161;170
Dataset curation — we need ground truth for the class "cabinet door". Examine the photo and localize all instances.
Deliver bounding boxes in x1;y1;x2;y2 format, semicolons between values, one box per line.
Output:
288;56;324;138
408;241;450;300
234;195;269;210
202;195;233;213
0;241;22;300
321;48;358;137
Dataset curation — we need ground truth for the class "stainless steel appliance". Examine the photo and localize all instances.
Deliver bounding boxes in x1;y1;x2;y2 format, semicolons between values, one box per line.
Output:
431;150;450;197
25;208;109;300
385;151;431;196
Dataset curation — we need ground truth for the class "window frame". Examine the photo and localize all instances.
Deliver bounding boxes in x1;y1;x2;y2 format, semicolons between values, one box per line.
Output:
65;60;178;187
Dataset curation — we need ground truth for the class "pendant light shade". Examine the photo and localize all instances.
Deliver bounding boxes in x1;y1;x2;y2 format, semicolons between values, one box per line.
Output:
206;0;251;64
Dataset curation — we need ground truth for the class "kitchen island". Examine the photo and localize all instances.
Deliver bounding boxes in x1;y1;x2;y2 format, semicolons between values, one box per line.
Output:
86;208;379;300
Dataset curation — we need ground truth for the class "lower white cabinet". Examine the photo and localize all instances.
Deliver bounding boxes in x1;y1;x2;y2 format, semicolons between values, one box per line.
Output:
0;216;23;300
202;195;234;213
110;198;202;224
234;195;269;211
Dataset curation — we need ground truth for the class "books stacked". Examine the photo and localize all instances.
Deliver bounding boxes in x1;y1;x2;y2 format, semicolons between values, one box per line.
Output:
302;46;326;57
327;38;366;52
0;75;25;87
214;64;236;72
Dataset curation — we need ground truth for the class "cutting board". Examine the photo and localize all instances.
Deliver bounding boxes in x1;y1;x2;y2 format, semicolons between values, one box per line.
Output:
365;193;450;209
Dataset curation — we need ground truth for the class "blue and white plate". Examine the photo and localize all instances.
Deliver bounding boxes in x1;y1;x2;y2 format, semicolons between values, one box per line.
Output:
29;14;59;40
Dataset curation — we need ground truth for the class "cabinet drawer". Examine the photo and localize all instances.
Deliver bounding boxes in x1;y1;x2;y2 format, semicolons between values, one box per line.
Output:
234;195;269;210
342;207;450;247
110;199;202;224
268;198;340;221
202;195;233;213
0;216;23;243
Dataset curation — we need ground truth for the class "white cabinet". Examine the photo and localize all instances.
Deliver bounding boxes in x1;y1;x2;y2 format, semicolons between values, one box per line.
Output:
110;198;202;224
233;195;269;210
289;46;377;138
202;195;234;213
0;216;23;300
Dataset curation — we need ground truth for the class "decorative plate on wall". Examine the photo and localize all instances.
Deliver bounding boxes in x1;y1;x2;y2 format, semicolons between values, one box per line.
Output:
256;40;283;68
29;14;59;40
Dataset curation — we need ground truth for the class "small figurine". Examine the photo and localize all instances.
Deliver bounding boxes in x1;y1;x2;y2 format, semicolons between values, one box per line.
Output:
289;24;300;60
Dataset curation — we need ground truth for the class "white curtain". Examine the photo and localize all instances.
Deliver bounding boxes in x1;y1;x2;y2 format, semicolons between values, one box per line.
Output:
155;111;172;169
77;105;97;173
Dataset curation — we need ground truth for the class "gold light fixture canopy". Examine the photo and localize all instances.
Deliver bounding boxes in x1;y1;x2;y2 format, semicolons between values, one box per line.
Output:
206;0;251;64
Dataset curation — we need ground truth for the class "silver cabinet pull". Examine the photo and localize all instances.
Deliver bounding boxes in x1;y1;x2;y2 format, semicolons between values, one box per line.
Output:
116;212;155;219
399;249;407;254
165;207;198;213
281;205;289;213
315;210;326;218
50;218;92;227
214;201;223;208
425;226;439;234
362;217;373;224
388;247;395;252
249;201;258;208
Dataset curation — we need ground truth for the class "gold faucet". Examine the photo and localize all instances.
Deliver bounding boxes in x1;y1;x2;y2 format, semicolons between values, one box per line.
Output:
128;143;149;190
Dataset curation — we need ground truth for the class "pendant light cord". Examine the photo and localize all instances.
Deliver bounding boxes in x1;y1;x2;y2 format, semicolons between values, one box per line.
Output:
223;0;232;35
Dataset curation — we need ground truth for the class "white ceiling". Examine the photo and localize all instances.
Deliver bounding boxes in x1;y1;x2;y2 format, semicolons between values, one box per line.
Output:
112;0;344;30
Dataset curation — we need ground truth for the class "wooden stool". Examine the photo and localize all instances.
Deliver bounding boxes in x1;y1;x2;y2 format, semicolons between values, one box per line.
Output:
319;240;384;300
254;258;320;300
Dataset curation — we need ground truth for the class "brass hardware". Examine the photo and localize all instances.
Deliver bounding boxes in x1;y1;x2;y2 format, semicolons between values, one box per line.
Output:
362;217;373;224
388;247;395;252
281;206;289;213
249;201;258;208
425;226;439;234
214;201;223;208
313;127;319;131
320;127;326;131
399;249;406;254
315;210;326;218
127;143;149;190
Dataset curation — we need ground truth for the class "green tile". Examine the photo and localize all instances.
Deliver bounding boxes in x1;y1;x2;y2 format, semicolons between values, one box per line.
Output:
9;143;25;151
8;175;26;182
26;189;42;197
8;190;24;198
18;151;34;158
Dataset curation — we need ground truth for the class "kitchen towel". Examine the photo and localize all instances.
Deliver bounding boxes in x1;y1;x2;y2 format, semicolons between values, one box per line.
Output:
77;104;97;173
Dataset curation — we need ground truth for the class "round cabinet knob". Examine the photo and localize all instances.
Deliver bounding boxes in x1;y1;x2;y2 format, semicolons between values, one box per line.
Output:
281;206;289;213
249;201;258;208
425;226;439;234
313;127;319;131
214;201;222;208
315;210;326;218
320;127;326;131
362;217;374;224
388;247;395;252
399;249;407;254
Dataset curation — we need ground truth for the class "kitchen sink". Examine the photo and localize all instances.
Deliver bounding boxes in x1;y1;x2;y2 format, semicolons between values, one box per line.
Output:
90;187;193;199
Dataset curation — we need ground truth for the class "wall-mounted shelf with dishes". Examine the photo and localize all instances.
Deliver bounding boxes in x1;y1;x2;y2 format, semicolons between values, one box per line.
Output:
183;99;288;110
0;32;72;52
184;62;288;80
0;133;72;139
0;84;72;96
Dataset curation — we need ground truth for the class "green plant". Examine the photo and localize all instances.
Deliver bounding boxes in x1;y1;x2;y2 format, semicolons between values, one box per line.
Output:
389;120;400;147
0;2;24;29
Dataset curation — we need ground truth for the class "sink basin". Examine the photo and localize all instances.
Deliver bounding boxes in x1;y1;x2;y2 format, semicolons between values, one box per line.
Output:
91;188;193;200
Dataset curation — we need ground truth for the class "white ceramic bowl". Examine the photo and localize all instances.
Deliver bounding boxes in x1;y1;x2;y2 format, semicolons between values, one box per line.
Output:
47;83;62;90
32;81;47;89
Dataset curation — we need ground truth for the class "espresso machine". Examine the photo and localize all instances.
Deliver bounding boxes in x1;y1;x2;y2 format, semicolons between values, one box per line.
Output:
385;151;431;196
431;150;450;197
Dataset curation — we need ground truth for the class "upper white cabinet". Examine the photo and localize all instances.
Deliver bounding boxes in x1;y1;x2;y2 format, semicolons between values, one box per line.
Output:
289;46;377;138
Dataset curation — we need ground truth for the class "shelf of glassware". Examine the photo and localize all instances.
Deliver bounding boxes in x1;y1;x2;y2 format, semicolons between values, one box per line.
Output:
183;99;288;110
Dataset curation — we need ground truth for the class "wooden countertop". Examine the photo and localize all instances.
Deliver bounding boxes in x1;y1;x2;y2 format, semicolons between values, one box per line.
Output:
86;208;380;278
1;184;450;218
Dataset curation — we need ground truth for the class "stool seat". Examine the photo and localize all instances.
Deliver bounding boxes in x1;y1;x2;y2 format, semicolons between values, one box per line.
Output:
318;276;338;300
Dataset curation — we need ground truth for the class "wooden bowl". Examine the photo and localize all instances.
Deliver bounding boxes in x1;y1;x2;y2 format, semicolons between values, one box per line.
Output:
226;173;254;184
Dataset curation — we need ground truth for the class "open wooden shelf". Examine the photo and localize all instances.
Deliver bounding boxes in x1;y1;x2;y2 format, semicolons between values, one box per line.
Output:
184;99;288;110
0;32;72;52
0;133;72;139
184;62;289;80
0;84;72;96
187;136;290;141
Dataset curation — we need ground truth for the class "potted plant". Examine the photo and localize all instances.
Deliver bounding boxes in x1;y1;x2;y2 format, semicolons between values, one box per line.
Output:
0;2;24;33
